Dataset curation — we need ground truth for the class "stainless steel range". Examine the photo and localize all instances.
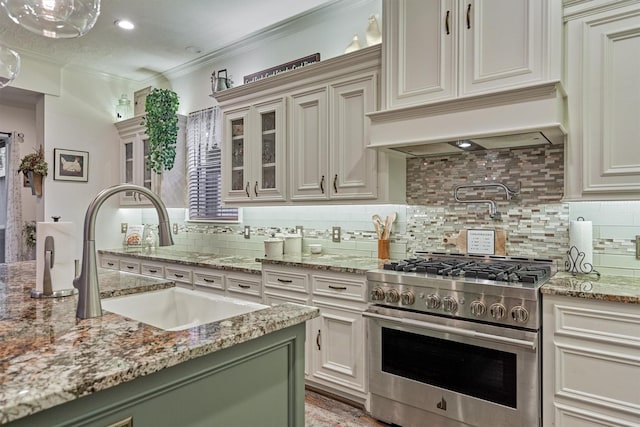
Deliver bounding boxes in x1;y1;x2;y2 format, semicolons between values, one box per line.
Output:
364;252;556;427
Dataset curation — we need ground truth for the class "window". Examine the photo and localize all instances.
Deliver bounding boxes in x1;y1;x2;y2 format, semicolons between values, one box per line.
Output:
186;107;238;221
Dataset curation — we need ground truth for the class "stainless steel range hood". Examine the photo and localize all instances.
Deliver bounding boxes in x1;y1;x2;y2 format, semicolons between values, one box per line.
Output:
367;81;566;157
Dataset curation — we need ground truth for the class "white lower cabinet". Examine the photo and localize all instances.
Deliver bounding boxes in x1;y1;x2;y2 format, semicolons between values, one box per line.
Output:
192;268;225;296
140;261;165;278
263;265;368;406
164;265;193;290
97;253;263;300
100;255;120;270
309;298;367;397
542;294;640;426
226;272;263;304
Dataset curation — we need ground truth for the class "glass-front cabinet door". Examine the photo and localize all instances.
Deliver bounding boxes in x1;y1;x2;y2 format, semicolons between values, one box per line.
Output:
254;98;285;201
119;132;156;205
120;136;139;205
223;98;285;203
223;107;251;202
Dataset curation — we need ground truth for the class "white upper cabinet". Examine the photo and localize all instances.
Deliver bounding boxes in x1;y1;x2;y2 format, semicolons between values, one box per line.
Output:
385;0;455;107
290;74;378;201
289;87;329;200
329;76;378;200
384;0;557;109
217;45;406;205
564;0;640;200
222;98;287;203
115;115;187;208
460;0;546;95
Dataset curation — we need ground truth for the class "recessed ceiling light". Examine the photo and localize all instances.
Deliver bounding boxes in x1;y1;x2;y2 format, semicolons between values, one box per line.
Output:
114;20;135;30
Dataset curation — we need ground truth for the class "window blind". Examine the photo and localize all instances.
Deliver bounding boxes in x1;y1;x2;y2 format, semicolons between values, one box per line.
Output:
186;107;238;221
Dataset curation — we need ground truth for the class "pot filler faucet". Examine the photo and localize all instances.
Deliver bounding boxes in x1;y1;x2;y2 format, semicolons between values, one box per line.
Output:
73;184;174;319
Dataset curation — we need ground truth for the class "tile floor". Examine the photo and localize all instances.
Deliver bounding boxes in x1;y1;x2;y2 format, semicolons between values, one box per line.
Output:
305;389;390;427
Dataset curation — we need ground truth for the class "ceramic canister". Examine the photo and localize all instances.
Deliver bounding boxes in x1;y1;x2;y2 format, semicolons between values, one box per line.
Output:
283;234;302;256
264;238;284;258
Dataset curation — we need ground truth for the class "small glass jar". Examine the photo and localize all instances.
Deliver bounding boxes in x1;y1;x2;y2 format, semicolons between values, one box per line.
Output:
115;94;132;121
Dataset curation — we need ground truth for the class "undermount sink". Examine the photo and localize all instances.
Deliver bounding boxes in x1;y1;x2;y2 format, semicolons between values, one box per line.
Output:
102;287;269;331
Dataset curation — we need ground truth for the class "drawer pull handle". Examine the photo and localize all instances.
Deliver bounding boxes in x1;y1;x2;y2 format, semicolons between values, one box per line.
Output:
254;181;258;197
238;284;251;289
174;273;184;278
445;10;450;35
203;278;216;283
277;278;293;283
328;285;347;291
320;175;325;194
148;269;158;273
126;266;134;270
107;262;115;266
245;182;250;198
466;3;471;29
333;174;338;193
316;330;321;350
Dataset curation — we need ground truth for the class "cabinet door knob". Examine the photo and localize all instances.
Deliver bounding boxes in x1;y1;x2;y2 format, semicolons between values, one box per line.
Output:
466;4;472;29
445;10;450;35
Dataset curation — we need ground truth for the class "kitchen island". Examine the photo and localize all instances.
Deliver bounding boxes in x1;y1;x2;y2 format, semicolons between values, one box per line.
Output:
0;261;318;426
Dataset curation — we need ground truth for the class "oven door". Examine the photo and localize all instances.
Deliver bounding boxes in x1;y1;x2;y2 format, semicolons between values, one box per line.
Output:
364;306;540;427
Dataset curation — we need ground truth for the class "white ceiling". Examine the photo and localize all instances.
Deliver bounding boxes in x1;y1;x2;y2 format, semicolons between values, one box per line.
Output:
0;0;338;82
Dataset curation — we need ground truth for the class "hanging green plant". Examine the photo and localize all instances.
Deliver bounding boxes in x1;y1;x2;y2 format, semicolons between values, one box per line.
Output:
142;88;179;173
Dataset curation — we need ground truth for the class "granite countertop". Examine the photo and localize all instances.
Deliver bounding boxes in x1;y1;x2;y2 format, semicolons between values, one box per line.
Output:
0;261;318;425
100;247;385;275
541;271;640;304
258;253;385;275
100;248;263;274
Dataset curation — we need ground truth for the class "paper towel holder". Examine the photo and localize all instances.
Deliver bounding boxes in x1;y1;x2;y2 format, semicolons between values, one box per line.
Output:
31;219;79;299
565;217;601;278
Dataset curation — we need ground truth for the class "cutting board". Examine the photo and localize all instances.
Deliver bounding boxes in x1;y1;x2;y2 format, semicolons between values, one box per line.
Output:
442;230;506;256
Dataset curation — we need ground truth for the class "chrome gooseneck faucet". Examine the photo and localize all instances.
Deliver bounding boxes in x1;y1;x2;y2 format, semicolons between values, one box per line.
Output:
73;184;174;319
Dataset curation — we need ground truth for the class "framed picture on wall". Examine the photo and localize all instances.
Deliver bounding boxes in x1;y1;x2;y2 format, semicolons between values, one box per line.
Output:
54;149;89;182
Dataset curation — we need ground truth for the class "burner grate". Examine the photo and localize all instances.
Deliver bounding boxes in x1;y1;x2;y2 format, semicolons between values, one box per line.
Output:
382;256;552;285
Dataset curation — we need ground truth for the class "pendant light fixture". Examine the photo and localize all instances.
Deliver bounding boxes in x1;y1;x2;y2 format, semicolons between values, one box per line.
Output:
1;0;101;38
0;44;20;88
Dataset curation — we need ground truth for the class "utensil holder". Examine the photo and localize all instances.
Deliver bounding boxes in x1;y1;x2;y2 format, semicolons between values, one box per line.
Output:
378;239;390;260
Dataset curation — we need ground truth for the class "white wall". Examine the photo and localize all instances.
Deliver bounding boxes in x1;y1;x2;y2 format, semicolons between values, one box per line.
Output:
143;0;382;114
41;68;133;256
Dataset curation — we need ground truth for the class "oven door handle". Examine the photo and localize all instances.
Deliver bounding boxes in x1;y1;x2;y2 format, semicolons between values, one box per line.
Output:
363;311;537;351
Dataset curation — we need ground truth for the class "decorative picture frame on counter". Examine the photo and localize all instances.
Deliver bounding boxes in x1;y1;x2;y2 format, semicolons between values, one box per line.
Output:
54;148;89;182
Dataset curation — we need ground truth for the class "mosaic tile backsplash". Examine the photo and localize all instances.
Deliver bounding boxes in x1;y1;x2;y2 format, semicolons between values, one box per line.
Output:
404;145;569;262
117;145;639;277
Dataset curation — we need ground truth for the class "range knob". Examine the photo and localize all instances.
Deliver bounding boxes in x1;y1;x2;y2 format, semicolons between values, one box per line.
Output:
470;300;486;317
442;296;458;313
400;290;415;305
511;306;529;323
370;287;385;301
426;294;441;309
386;289;400;303
489;303;507;320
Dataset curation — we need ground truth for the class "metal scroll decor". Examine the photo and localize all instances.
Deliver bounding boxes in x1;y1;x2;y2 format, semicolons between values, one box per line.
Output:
565;246;601;278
